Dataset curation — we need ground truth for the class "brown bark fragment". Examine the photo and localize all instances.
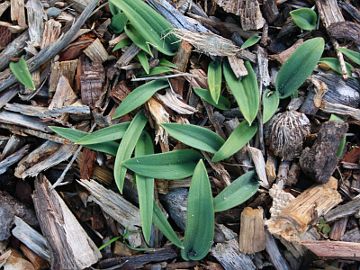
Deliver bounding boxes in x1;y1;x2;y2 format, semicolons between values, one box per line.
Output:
83;38;109;63
79;148;96;179
239;0;265;31
41;19;62;49
49;60;78;96
11;0;26;27
329;217;348;240
328;22;360;45
228;56;248;78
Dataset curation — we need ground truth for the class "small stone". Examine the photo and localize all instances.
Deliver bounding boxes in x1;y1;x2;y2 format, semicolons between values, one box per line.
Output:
47;7;61;18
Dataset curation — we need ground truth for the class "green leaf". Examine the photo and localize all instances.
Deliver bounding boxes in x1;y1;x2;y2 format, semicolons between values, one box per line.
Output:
112;38;131;52
162;123;225;153
224;61;259;125
241;34;261;49
110;12;128;34
338;47;360;66
148;66;173;75
159;59;177;68
193;87;230;110
181;160;214;261
98;236;121;251
207;60;222;103
153;203;184;248
110;0;178;56
9;57;35;90
137;51;150;74
113;80;168;119
49;126;118;156
329;114;347;157
125;24;152;55
212;120;257;162
275;37;324;98
262;89;279;124
290;8;317;31
319;57;353;76
213;171;259;212
135;132;154;244
123;149;202;179
114;111;147;192
76;122;130;145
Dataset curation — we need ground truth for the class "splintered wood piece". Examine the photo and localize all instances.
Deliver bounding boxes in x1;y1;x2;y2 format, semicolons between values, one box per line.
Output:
0;1;10;17
211;239;256;270
239;0;265;31
325;197;360;222
270;39;304;64
146;98;170;146
301;240;360;261
19;244;49;270
1;134;24;160
268;181;295;219
173;41;192;72
300;121;348;184
115;43;140;68
329;217;348;240
321;101;360;121
214;0;240;15
265;230;291;270
239;207;265;254
26;0;45;48
315;0;344;28
265;155;277;185
0;111;51;132
49;60;78;95
84;38;109;63
228;56;248;78
80;58;105;108
41;19;62;49
12;216;51;261
155;89;197;114
15;141;77;179
328;22;360;45
0;144;29;175
0;249;35;270
0;30;28;71
248;147;269;189
110;80;131;102
267;178;342;242
49;76;78;110
10;0;26;27
33;175;101;269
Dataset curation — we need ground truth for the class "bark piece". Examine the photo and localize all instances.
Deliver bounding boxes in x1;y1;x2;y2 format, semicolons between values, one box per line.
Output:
265;230;291;270
49;76;78;110
115;43;140;68
248;147;269;189
0;144;29;175
26;0;45;48
0;249;34;270
211;239;256;270
328;21;360;45
239;207;265;254
0;111;50;132
32;175;101;269
267;178;342;242
83;38;109;63
48;60;78;95
228;56;248;78
214;0;240;15
155;89;197;114
41;19;62;49
341;227;360;242
301;240;360;261
329;217;348;240
12;216;50;261
325;197;360;222
270;39;304;64
19;244;49;270
0;31;28;71
239;0;265;31
262;0;279;24
11;0;26;27
315;0;344;28
300;121;348;184
321;101;360;121
0;191;38;241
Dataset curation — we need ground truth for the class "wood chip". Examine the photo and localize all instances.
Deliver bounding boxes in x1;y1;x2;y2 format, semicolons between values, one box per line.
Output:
49;75;78;110
248;147;269;189
155;89;197;115
239;0;265;31
10;0;26;27
325;197;360;222
228;56;248;78
269;39;304;64
83;38;109;63
41;19;62;49
49;60;78;95
26;0;45;48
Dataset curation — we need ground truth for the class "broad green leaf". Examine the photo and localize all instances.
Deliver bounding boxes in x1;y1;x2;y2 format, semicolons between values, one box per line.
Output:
159;59;177;68
241;34;261;49
338;47;360;66
275;37;324;98
329;114;347;157
76;122;130;145
110;0;178;55
262;89;279;124
212;120;257;162
135;132;154;244
137;51;150;74
207;60;222;103
153;203;184;248
224;61;259;125
112;38;131;52
113;80;168;119
114;111;147;192
9;57;35;90
125;24;152;55
49;126;118;156
110;12;128;34
290;8;317;31
162;123;225;153
123;149;202;179
319;57;353;76
213;171;259;212
193;87;230;110
181;160;214;261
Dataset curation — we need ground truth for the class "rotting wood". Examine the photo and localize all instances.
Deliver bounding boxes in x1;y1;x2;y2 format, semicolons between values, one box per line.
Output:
239;207;265;254
11;0;26;27
84;38;109;63
325;196;360;222
32;175;101;269
41;19;62;49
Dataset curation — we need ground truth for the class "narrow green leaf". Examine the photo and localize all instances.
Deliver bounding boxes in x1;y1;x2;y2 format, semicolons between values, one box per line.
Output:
162;123;225;153
135;132;154;244
76;122;130;145
9;57;35;90
112;38;131;52
290;8;317;31
113;80;168;119
181;160;214;261
241;34;261;49
224;61;259;125
329;114;347;157
98;236;121;251
123;149;202;179
137;51;150;74
49;126;118;156
193;87;230;110
148;66;173;75
159;59;177;68
212;121;257;162
110;12;128;34
153;203;184;248
207;60;222;103
319;57;353;76
114;111;147;192
275;37;324;98
262;89;279;124
125;24;152;55
213;171;259;212
338;47;360;66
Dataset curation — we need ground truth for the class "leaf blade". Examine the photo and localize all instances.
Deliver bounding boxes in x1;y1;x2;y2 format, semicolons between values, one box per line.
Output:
9;57;35;90
241;34;261;49
207;60;222;103
338;47;360;66
193;87;230;110
262;89;279;124
290;8;318;31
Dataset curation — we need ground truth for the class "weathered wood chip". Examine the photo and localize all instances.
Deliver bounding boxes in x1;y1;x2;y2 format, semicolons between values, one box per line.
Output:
41;19;62;49
84;38;109;63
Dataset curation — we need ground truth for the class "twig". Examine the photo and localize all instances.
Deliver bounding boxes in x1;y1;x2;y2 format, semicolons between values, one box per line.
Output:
332;38;348;79
131;72;197;82
0;0;99;92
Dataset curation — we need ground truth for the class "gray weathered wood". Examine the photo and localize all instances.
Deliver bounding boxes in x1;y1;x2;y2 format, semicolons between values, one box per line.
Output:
265;230;291;270
325;197;360;222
